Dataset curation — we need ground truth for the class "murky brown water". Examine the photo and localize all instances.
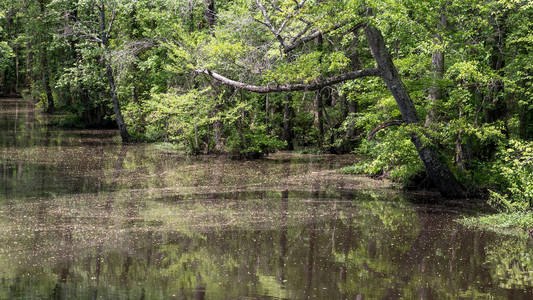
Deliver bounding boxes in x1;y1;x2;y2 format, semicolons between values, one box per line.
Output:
1;98;532;299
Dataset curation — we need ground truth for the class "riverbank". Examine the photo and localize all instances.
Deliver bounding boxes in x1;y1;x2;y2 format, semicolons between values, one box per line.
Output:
2;97;533;298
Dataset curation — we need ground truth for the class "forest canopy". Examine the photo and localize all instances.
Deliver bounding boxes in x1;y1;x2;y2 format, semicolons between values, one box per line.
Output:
1;0;532;202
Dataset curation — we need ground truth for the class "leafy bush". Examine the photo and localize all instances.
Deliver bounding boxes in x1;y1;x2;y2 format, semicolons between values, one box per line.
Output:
487;140;533;212
225;124;286;158
342;127;424;185
138;88;213;154
0;42;14;71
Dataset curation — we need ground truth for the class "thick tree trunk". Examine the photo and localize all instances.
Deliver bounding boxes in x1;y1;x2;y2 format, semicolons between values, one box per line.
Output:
204;0;215;29
283;93;294;150
365;25;466;198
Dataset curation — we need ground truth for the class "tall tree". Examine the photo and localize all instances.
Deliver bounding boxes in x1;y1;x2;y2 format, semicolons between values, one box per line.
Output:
197;1;467;198
97;0;130;141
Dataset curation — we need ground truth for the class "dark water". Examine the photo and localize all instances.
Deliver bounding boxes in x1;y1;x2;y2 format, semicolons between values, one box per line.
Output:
0;98;532;300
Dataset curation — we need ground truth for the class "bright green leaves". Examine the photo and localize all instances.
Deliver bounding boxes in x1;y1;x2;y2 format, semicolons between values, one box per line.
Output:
488;139;533;212
446;61;488;85
263;50;351;85
141;88;213;151
265;51;322;84
0;42;13;71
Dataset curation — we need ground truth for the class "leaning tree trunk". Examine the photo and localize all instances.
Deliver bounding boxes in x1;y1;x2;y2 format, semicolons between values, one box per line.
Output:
365;25;466;198
104;64;130;142
99;1;130;142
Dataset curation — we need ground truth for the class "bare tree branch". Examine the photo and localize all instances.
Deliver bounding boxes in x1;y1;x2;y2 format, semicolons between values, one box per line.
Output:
254;0;287;49
284;20;356;53
196;68;380;93
254;0;357;55
106;2;117;36
266;0;283;12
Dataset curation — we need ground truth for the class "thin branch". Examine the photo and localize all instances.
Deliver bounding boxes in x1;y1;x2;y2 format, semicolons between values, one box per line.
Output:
276;17;290;35
298;0;307;8
196;68;380;93
106;3;117;36
254;0;287;49
290;21;311;43
284;20;356;53
266;0;283;12
368;120;404;140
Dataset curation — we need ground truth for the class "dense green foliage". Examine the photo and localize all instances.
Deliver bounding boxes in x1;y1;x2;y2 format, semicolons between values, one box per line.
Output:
1;0;532;203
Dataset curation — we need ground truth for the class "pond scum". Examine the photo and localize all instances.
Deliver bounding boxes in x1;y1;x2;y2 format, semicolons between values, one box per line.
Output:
0;98;531;298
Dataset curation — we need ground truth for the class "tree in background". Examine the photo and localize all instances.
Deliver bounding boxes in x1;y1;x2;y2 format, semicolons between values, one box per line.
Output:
0;0;531;201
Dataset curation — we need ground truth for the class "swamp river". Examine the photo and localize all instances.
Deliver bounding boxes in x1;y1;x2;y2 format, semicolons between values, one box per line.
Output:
0;98;533;299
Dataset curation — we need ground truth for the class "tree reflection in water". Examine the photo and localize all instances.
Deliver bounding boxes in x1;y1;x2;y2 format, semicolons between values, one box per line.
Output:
0;98;532;299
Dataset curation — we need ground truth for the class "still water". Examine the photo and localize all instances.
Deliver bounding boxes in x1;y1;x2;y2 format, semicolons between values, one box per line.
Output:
0;98;532;299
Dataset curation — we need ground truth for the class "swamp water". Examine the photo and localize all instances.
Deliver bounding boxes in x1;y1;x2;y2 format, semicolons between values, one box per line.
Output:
0;98;532;299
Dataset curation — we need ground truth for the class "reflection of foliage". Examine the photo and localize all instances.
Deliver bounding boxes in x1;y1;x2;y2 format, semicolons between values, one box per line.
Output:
338;197;419;299
142;192;350;232
460;212;533;237
159;243;238;298
485;238;533;289
258;275;288;299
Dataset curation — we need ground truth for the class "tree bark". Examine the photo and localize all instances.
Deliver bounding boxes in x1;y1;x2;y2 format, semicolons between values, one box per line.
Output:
197;68;380;93
314;91;324;145
364;25;466;198
104;64;130;142
314;34;324;145
204;0;216;29
38;0;54;113
99;0;130;142
204;0;223;152
424;50;443;126
199;21;467;198
368;120;404;141
283;93;294;150
425;11;446;126
346;43;361;140
41;47;54;113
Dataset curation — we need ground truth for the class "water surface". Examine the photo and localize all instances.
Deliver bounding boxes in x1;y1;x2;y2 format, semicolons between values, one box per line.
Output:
0;98;532;299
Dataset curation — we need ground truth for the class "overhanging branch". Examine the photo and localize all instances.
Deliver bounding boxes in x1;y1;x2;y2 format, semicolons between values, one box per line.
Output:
196;68;380;93
368;120;404;140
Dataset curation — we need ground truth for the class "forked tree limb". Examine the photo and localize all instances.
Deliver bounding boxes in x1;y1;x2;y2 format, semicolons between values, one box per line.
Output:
254;0;355;54
196;68;380;93
284;21;358;53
